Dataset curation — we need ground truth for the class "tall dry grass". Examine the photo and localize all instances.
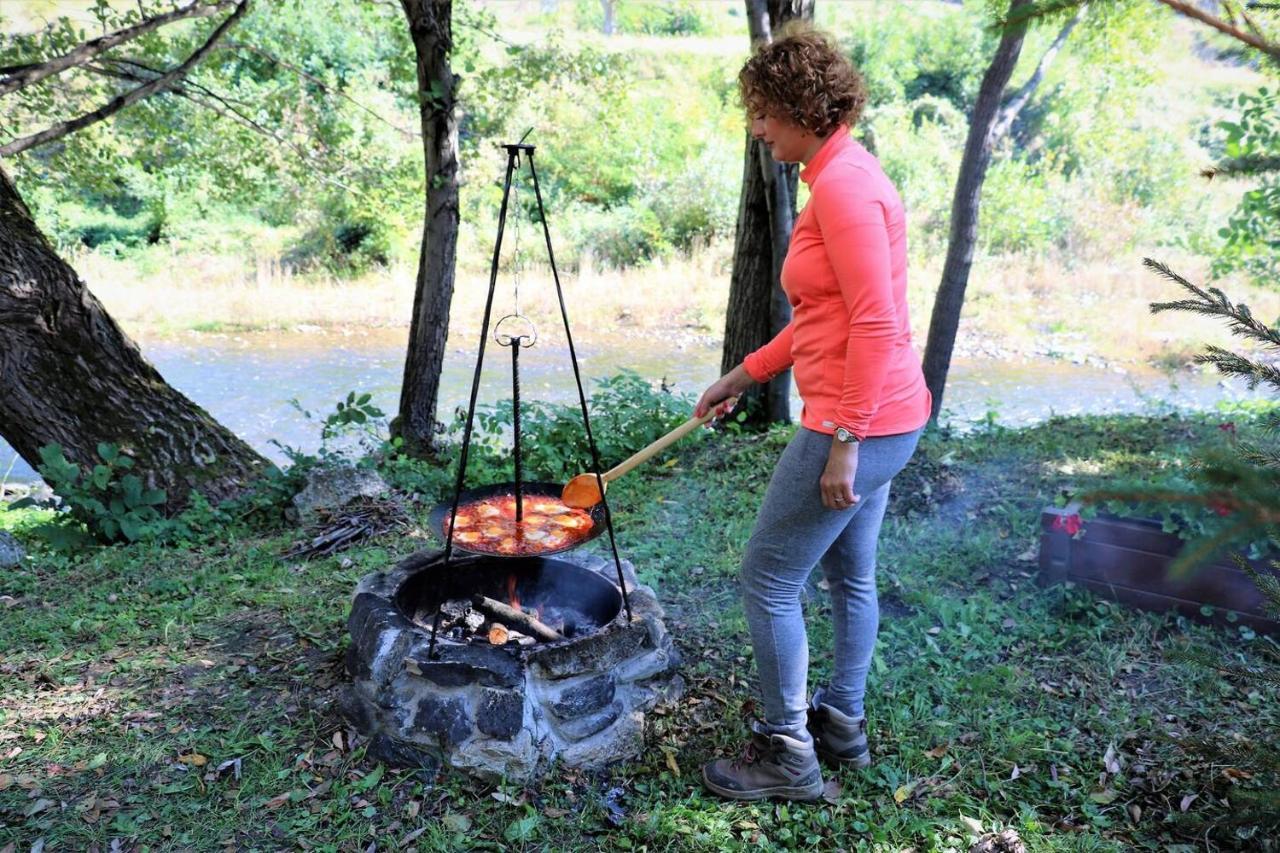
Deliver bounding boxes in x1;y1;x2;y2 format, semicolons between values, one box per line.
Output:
76;232;1276;369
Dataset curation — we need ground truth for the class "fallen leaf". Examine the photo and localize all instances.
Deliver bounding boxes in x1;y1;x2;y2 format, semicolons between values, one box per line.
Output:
177;753;207;767
1015;544;1039;563
214;757;242;781
399;827;427;847
491;791;524;806
893;783;914;804
1222;767;1253;782
821;779;842;804
1089;789;1117;804
924;744;948;759
1102;744;1120;775
0;774;11;791
663;748;681;777
1009;764;1022;781
264;791;292;809
960;815;984;836
1001;618;1016;630
543;807;570;818
24;798;55;817
442;813;471;832
926;627;941;635
1180;793;1198;812
333;731;345;751
1128;804;1141;822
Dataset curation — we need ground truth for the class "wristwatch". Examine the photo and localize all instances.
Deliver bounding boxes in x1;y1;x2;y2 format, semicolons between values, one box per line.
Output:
834;427;861;445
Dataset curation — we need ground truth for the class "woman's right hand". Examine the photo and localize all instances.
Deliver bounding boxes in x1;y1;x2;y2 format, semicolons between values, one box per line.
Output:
695;363;757;419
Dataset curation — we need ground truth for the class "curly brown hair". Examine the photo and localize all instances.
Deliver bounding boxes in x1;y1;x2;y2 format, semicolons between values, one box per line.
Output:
738;25;867;137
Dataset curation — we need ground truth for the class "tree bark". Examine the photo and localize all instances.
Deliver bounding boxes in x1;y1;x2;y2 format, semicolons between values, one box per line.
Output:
600;0;615;36
0;167;267;511
396;0;461;454
921;0;1032;422
720;0;813;427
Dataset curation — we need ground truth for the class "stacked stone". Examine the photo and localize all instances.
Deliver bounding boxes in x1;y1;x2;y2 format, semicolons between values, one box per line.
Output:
341;549;682;782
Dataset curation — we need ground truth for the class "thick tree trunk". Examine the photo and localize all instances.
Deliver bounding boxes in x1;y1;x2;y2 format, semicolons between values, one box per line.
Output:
921;0;1032;422
396;0;460;454
720;0;813;427
0;167;267;511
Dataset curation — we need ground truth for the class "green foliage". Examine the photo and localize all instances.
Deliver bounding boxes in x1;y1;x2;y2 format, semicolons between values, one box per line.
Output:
26;443;169;548
1211;89;1280;285
446;370;694;485
571;0;712;36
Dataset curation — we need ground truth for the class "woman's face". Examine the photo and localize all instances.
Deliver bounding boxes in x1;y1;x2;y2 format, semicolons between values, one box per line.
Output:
750;112;822;164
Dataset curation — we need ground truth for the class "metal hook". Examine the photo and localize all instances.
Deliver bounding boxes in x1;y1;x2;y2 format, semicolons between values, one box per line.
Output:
494;312;538;348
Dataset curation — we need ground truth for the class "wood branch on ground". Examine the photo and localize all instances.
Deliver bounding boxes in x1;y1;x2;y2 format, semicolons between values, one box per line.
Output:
472;595;564;642
282;496;412;560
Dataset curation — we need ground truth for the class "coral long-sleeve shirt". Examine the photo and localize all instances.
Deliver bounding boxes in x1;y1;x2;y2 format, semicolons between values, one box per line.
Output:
742;127;931;440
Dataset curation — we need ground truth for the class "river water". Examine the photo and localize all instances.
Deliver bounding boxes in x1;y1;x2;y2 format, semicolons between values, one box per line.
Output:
0;327;1252;484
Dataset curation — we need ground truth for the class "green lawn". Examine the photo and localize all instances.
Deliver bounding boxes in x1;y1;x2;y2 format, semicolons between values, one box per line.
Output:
2;414;1276;851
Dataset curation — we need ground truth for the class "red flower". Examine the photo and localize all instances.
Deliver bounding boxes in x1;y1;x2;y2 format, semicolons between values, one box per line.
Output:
1218;422;1237;435
1210;500;1234;517
1052;513;1082;535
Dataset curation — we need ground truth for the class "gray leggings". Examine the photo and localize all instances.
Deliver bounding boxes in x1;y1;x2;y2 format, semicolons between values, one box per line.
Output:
741;425;922;736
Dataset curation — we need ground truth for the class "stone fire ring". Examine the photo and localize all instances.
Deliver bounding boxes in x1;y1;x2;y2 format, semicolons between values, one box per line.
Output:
339;548;683;782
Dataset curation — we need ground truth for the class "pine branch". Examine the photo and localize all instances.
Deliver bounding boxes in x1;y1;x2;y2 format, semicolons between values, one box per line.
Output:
1195;346;1280;392
1203;154;1280;179
1146;258;1280;349
1239;440;1280;470
1235;554;1280;618
0;1;235;97
0;1;249;157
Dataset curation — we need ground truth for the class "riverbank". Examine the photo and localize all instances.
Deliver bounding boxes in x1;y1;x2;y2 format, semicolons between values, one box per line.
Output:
79;241;1278;371
2;412;1276;849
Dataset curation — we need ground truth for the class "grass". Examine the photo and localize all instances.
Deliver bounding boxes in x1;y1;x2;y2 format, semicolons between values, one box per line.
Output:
2;412;1277;850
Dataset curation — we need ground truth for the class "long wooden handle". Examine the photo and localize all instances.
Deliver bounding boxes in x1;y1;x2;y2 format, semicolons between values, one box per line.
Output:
601;399;734;484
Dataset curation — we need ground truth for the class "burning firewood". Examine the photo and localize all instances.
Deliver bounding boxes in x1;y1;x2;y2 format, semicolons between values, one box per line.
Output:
472;595;564;642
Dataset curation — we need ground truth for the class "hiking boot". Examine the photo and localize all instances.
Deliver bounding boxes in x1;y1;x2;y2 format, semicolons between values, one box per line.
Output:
807;692;871;768
701;720;824;801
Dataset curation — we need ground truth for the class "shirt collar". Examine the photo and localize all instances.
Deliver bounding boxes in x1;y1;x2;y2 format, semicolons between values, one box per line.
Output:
799;124;852;185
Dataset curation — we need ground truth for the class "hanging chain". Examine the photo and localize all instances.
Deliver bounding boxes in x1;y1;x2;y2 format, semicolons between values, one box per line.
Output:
509;152;523;317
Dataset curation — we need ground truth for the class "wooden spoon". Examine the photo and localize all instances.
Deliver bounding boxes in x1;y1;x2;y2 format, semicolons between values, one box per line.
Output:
561;398;737;509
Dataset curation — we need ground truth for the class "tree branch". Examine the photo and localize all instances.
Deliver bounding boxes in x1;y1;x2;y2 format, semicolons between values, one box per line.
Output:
0;0;248;158
219;40;419;138
991;2;1086;141
0;1;234;98
1155;0;1280;60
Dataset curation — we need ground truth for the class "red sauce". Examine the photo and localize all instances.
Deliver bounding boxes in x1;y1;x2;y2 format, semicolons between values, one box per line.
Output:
443;495;594;555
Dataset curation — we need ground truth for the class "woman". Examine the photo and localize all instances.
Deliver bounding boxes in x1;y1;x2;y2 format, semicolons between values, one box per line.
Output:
696;27;931;802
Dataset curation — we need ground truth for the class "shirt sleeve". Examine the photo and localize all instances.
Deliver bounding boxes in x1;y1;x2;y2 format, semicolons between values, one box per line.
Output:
742;321;795;384
812;166;898;439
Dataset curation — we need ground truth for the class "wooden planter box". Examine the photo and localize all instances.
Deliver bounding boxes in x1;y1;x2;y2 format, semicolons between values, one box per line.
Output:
1039;505;1280;635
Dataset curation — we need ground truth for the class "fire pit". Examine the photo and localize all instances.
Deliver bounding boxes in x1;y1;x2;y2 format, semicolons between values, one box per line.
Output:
340;548;681;781
340;139;682;780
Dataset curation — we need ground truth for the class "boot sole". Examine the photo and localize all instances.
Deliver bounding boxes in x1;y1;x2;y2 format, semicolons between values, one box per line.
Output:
815;745;871;769
700;769;824;802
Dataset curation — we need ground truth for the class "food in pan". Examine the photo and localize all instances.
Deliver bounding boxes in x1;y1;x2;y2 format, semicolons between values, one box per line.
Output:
443;495;594;555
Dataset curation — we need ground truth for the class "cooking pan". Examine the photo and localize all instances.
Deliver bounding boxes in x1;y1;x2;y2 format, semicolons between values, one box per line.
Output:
428;480;608;558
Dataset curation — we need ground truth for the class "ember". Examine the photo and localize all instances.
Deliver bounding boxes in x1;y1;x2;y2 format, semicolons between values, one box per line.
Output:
444;495;595;556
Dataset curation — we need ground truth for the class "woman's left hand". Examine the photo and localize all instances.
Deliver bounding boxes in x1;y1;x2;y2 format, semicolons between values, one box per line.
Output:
820;440;860;510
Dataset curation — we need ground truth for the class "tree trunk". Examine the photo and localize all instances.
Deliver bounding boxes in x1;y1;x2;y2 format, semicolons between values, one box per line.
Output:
600;0;615;36
720;0;813;427
921;0;1032;422
0;167;267;512
396;0;460;455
